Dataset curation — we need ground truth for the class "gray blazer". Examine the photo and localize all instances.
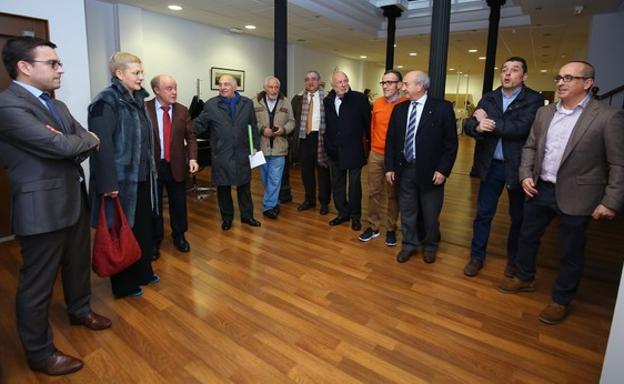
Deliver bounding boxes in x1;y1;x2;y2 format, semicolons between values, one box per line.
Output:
519;98;624;216
0;82;99;236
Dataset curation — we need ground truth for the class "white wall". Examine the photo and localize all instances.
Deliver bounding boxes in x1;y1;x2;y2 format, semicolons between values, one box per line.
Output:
1;0;93;178
601;265;624;384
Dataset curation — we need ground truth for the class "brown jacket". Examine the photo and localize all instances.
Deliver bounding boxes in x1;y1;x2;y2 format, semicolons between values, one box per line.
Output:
146;99;198;182
253;92;295;157
520;98;624;215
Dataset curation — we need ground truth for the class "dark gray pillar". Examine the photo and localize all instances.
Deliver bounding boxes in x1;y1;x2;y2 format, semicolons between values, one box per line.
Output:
427;0;451;99
482;0;506;95
382;6;403;70
274;0;287;95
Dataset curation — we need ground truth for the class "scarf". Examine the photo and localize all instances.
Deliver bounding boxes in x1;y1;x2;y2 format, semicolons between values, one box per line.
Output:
219;92;241;120
298;88;328;167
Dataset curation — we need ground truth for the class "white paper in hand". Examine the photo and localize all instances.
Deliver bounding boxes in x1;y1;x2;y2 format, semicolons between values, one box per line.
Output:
249;150;266;169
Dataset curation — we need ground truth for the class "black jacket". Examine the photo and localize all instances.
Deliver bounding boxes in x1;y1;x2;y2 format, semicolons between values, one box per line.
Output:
322;89;371;170
464;85;544;189
385;97;458;191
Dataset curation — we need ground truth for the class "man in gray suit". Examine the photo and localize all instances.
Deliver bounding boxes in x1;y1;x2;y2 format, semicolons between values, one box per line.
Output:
0;37;111;375
499;61;624;324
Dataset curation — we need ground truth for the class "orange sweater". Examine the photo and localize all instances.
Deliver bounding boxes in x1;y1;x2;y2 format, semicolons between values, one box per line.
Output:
371;96;408;154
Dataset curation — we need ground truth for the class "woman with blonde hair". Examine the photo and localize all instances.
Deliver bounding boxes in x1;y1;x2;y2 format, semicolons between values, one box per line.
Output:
88;52;159;298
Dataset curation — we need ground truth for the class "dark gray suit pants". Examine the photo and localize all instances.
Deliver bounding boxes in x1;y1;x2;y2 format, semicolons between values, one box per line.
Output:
16;192;91;361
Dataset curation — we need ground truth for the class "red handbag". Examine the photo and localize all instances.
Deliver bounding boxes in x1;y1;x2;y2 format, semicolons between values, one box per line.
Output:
92;196;141;277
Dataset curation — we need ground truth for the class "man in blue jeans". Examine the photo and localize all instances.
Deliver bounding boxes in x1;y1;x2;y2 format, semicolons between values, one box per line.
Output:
253;76;295;219
463;57;544;277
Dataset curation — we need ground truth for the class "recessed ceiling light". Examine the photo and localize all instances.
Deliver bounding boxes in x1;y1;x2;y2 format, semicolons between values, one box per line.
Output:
360;55;367;59
397;65;404;69
449;68;455;71
244;25;256;30
393;43;397;47
540;69;548;73
468;49;478;53
494;66;498;70
168;4;182;11
478;56;486;60
229;27;243;33
409;52;417;56
458;71;463;74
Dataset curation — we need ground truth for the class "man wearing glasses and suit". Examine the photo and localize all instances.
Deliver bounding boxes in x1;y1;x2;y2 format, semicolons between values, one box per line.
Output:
499;61;624;325
0;37;110;376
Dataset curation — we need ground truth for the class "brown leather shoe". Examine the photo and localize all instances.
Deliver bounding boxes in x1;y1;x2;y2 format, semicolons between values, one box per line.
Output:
463;258;483;277
539;302;570;325
69;311;112;331
396;249;416;263
504;261;517;278
423;249;437;264
498;277;536;293
28;350;83;376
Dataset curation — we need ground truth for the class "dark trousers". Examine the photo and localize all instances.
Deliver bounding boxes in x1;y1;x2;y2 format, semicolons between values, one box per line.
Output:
398;164;444;252
299;132;331;205
153;161;188;245
279;155;292;202
470;160;525;262
217;183;254;221
329;160;362;220
17;192;91;361
515;181;591;305
110;181;154;297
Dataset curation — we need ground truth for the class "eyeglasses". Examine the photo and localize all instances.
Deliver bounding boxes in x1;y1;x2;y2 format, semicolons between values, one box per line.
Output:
379;80;400;86
30;60;63;70
553;75;589;83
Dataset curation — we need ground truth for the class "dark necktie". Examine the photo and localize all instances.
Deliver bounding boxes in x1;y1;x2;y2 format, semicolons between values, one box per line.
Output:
39;92;67;133
161;106;172;161
404;101;419;162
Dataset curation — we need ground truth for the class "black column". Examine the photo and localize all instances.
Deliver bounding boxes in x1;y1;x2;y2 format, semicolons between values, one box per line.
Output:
427;0;451;99
274;0;287;95
382;6;403;71
482;0;506;95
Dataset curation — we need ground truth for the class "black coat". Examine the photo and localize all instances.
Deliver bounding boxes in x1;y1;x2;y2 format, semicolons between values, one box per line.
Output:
193;95;260;186
385;97;458;191
323;89;371;170
464;85;544;189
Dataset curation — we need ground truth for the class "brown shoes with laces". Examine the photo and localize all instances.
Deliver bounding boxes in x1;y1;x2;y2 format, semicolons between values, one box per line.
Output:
28;350;84;376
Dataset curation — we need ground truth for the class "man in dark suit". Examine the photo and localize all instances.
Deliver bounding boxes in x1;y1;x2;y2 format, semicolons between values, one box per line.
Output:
0;37;111;376
499;61;624;324
463;57;544;277
385;70;458;264
147;75;198;257
323;71;371;230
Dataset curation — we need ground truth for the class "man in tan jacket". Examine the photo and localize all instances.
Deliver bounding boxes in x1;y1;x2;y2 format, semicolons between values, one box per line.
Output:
253;76;295;219
499;61;624;324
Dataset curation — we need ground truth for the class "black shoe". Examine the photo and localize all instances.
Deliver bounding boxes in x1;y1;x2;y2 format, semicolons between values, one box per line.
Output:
273;205;280;215
173;236;190;252
358;227;380;242
242;217;261;227
329;216;349;226
396;249;416;263
279;195;293;204
351;219;362;231
263;209;278;219
152;244;160;260
385;231;397;247
297;201;316;211
319;204;329;215
222;220;232;231
463;258;483;277
423;249;437;264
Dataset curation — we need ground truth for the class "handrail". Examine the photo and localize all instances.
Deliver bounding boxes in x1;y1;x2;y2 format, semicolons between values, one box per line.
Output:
592;84;624;100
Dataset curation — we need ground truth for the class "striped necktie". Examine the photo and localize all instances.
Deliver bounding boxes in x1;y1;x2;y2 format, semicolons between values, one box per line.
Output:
404;101;418;162
39;92;67;133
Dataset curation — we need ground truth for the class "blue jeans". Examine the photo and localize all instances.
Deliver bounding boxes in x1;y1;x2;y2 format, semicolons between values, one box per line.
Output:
260;156;286;211
470;160;524;263
515;181;590;305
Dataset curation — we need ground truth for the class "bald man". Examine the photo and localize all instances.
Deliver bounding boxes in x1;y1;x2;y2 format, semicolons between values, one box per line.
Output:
147;75;198;257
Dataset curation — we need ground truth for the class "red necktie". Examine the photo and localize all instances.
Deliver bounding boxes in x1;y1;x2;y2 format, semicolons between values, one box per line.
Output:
161;105;171;161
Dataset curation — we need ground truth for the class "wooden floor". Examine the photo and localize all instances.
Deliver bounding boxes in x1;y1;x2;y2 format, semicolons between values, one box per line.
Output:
0;136;621;383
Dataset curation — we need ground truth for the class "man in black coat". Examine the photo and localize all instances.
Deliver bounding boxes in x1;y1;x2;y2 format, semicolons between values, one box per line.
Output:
323;71;371;230
385;70;458;264
463;57;544;277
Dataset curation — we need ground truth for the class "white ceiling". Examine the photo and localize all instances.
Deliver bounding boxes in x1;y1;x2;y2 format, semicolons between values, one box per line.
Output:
100;0;624;80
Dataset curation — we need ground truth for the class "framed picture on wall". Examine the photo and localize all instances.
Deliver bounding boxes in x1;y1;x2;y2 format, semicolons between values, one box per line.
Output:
210;67;245;91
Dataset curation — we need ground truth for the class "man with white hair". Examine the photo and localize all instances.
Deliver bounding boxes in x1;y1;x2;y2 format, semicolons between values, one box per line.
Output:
385;70;458;264
253;76;295;219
